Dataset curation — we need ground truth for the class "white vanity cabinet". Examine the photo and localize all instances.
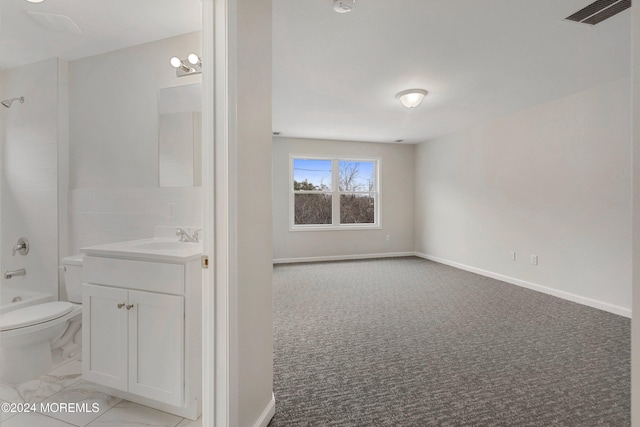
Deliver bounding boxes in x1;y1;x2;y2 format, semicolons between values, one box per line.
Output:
81;249;201;420
83;284;184;406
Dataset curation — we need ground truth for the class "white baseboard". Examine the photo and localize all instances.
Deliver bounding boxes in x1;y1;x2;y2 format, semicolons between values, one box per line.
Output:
254;393;275;427
273;251;415;264
414;252;631;318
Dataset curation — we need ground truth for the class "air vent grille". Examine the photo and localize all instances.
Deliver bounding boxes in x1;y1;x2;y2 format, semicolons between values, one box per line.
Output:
583;0;631;24
565;0;631;25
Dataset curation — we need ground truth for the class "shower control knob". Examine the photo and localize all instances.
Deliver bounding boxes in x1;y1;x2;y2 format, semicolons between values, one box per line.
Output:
117;303;125;309
12;237;29;256
126;304;134;310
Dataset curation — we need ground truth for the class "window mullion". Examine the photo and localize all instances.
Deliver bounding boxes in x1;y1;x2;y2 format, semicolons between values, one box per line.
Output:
332;159;340;226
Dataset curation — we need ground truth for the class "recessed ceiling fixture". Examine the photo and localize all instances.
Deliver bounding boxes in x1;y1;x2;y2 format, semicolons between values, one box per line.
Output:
170;54;202;77
396;89;428;109
26;0;45;3
333;0;356;14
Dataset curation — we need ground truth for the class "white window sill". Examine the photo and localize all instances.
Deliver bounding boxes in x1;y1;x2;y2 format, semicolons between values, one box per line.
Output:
289;224;382;232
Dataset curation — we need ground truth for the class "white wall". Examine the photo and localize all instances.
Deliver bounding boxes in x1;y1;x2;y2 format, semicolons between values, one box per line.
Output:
273;137;415;261
68;32;203;253
0;58;60;297
415;78;632;316
630;3;639;425
226;0;274;424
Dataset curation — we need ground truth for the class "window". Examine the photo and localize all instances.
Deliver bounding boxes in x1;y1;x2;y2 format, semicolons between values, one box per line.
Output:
291;156;380;229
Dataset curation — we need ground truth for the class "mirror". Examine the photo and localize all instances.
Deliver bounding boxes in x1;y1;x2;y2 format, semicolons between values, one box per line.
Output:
158;83;202;187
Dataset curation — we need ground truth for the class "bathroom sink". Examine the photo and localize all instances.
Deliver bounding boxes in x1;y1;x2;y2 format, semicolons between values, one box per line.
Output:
81;238;202;262
131;241;199;251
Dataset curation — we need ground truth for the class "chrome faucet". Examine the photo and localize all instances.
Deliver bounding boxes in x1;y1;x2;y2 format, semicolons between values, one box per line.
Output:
176;227;200;243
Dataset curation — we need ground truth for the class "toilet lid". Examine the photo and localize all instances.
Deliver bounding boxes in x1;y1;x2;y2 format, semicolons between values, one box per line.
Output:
0;302;73;332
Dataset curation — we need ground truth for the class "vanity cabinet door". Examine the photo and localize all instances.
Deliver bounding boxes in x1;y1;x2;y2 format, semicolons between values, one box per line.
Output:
127;290;184;406
82;284;128;391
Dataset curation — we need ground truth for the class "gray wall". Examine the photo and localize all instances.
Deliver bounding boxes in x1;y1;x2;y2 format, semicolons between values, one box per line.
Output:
414;78;631;316
233;0;274;424
272;137;415;262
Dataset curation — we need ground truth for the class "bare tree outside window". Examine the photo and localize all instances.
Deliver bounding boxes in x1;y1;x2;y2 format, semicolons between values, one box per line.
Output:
293;179;332;224
293;159;332;225
292;157;378;227
339;161;375;224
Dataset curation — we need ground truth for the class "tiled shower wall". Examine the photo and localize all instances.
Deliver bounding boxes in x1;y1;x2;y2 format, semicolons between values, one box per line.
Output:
0;58;60;297
68;187;202;254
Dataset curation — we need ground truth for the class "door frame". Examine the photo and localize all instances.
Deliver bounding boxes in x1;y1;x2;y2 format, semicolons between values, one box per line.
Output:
202;0;233;425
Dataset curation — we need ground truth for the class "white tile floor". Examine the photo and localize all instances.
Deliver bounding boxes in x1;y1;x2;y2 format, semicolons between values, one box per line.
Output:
0;360;201;427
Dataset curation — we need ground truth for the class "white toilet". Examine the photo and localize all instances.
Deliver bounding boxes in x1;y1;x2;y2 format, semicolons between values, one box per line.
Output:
0;255;83;384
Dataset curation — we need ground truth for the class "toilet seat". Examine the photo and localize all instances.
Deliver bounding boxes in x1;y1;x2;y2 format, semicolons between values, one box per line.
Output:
0;302;73;332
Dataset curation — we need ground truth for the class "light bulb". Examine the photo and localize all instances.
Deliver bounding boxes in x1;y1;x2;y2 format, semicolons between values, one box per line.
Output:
187;54;200;65
170;57;182;69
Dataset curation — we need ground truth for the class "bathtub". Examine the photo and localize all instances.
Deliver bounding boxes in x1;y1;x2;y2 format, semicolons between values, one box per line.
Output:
0;287;54;315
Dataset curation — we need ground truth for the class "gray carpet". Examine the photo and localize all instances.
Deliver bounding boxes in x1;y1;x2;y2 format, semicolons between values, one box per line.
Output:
268;257;630;426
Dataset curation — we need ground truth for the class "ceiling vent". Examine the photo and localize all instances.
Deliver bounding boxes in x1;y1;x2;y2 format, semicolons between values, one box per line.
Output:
565;0;631;25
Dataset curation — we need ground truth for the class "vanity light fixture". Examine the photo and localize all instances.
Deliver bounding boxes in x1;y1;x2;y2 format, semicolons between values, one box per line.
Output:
170;54;202;77
396;89;428;109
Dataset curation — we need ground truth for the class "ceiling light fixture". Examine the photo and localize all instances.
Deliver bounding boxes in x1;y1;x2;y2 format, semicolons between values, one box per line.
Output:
26;0;45;3
333;0;356;13
170;54;202;77
396;89;428;109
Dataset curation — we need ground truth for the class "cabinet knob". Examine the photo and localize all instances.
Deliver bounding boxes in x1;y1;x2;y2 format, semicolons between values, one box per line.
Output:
126;304;134;310
117;303;125;309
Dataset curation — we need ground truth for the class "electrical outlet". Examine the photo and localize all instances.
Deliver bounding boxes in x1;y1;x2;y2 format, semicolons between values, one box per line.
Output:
509;251;516;261
168;203;176;219
530;255;538;265
385;235;391;242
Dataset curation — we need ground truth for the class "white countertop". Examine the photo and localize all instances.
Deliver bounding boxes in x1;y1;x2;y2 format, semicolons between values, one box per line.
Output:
81;238;202;263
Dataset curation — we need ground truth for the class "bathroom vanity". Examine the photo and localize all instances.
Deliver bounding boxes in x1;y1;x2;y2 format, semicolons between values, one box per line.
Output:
81;237;202;420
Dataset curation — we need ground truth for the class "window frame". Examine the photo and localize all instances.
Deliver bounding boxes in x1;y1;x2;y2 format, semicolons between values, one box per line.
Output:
289;154;381;231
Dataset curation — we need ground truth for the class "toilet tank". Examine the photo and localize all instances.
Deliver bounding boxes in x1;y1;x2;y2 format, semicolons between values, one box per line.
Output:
62;254;83;303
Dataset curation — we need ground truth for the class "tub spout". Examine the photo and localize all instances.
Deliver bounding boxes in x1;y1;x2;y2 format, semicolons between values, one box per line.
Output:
5;269;26;279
